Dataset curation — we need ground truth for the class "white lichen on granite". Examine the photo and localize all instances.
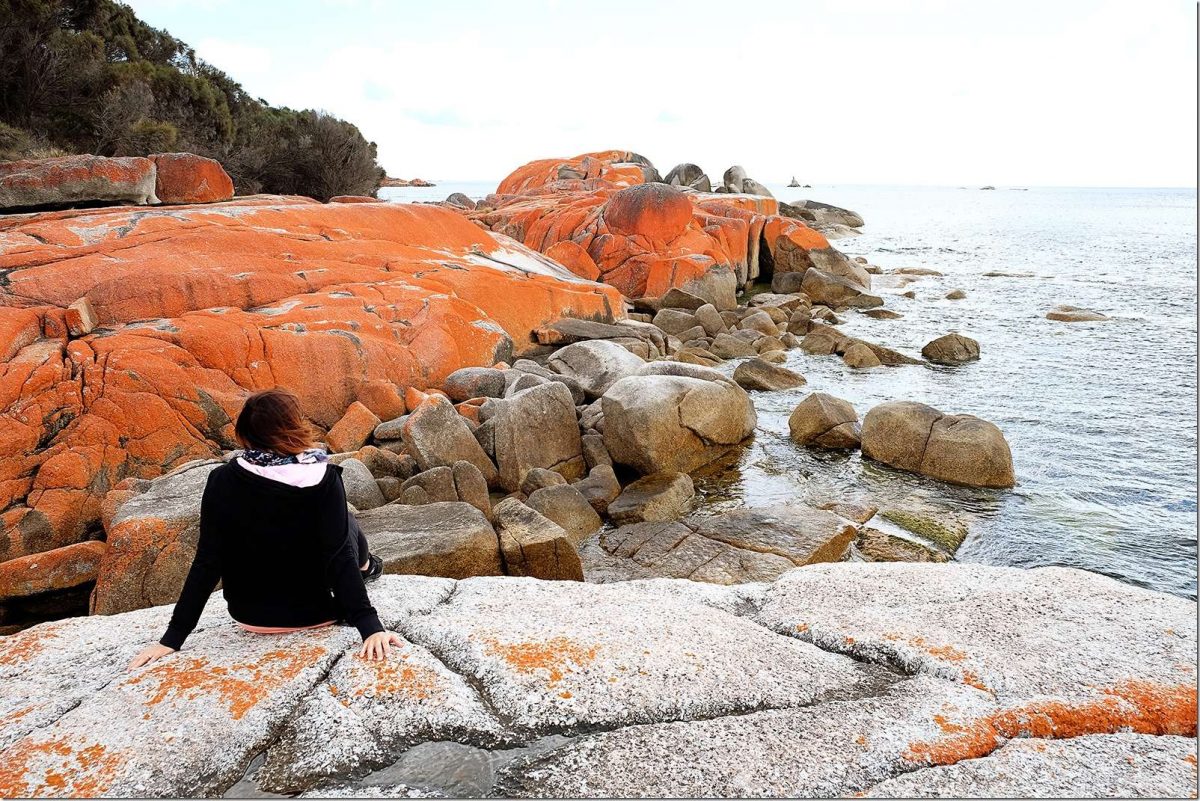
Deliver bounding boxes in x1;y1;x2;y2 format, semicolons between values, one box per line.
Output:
401;575;867;738
0;566;1194;798
754;563;1197;737
862;734;1198;798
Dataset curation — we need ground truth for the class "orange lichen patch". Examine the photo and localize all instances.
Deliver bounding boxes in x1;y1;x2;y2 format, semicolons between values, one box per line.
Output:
904;679;1198;768
795;623;809;633
482;636;599;686
880;633;992;692
904;711;1006;767
544;241;600;281
559;691;573;699
0;540;107;598
0;626;58;668
993;679;1198;740
126;644;325;720
351;657;441;702
0;736;125;798
924;643;966;661
961;674;988;692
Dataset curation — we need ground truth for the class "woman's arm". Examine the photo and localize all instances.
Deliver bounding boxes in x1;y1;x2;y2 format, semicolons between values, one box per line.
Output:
130;474;223;669
320;469;385;641
145;473;223;657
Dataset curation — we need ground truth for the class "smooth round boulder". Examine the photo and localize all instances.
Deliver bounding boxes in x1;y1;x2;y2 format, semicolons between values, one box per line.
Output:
922;333;980;365
492;498;583;581
444;191;476;209
842;342;882;369
356;501;503;578
548;339;646;400
861;401;1015;488
801;268;884;309
339;458;386;511
788;393;861;450
722;165;748;193
607;472;695;525
710;332;758;359
799;325;847;356
733;358;806;391
694;303;727;336
526;483;603;544
663;163;712;193
602;364;757;475
444;367;507;402
738;310;779;336
602;183;692;241
653;308;700;335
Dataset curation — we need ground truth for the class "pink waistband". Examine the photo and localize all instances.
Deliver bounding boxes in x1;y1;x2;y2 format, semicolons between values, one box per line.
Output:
237;620;335;634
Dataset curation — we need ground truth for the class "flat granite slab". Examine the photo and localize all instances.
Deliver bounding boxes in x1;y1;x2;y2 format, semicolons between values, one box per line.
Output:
0;564;1194;798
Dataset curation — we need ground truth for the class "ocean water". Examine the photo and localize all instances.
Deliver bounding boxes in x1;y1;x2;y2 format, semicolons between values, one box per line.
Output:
382;182;1198;599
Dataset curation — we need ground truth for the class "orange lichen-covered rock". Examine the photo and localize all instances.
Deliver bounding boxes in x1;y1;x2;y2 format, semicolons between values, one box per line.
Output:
0;540;106;598
326;401;381;454
90;461;220;615
0;197;621;563
471;182;742;308
545;241;600;281
149;153;234;205
468;150;856;308
0;155;159;210
495;150;657;195
603;182;692;240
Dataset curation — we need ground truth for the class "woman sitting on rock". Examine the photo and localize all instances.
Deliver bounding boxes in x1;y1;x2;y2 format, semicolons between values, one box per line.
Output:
128;388;398;669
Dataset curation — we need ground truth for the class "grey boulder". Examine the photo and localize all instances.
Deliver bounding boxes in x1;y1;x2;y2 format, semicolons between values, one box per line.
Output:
861;401;1015;488
356;502;503;578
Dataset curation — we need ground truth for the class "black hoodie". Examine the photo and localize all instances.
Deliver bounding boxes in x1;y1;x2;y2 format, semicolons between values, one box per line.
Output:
159;460;383;650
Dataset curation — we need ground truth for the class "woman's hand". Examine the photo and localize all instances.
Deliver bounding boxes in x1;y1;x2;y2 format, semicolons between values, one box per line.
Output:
128;643;176;670
359;631;403;661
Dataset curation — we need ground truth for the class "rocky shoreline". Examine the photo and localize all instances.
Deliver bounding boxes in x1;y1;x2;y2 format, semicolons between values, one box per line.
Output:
0;149;1193;797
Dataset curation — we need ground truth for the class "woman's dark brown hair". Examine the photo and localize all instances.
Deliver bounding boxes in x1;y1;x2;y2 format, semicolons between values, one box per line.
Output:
234;388;315;455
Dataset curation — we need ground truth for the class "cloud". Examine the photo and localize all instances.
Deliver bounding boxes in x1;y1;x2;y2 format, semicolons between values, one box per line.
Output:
121;0;1197;185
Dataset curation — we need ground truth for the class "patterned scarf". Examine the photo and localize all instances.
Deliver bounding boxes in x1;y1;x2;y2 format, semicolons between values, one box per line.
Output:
241;447;329;467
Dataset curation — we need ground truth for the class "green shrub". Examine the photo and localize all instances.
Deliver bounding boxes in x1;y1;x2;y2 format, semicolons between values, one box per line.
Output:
123;119;178;154
0;0;384;199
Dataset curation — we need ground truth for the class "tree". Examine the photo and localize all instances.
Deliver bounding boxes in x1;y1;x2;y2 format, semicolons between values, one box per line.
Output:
90;79;151;154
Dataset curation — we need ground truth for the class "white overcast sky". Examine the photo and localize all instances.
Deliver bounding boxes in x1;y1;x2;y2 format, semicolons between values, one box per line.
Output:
122;0;1197;186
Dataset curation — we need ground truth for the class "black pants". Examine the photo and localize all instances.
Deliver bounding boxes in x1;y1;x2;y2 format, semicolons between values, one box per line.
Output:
347;514;370;568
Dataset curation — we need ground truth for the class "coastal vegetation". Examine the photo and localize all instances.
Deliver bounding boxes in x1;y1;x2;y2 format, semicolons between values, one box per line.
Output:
0;0;383;199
